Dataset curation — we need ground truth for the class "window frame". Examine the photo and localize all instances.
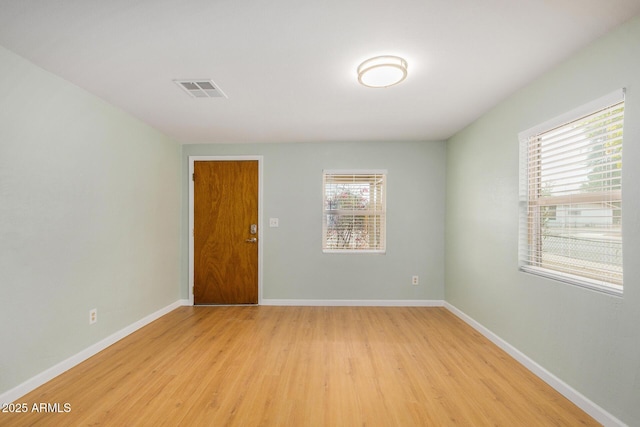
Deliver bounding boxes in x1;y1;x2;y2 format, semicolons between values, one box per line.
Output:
518;89;625;296
322;169;387;254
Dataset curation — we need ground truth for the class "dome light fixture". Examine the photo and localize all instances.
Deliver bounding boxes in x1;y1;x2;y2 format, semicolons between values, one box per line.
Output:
357;55;408;88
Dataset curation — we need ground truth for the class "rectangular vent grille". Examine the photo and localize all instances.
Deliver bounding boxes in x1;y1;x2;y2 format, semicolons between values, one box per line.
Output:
174;80;227;98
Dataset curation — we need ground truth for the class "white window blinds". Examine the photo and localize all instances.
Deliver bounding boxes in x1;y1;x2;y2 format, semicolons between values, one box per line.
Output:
519;91;624;294
322;171;386;253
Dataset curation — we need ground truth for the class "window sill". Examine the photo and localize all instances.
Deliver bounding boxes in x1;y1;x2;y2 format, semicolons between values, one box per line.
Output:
323;249;386;255
520;266;622;297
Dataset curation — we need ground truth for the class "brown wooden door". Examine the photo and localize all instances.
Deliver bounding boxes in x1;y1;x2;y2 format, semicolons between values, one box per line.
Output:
194;160;258;304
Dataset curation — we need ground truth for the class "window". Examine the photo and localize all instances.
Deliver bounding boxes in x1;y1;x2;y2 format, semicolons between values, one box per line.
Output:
518;90;624;295
322;170;386;253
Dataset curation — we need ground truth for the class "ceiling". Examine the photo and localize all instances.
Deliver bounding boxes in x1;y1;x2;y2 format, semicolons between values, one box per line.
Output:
1;0;639;144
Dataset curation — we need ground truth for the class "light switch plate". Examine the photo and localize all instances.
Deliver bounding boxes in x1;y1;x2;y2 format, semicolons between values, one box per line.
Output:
269;218;279;227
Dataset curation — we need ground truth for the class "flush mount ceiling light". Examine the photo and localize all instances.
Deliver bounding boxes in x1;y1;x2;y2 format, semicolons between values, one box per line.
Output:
357;55;408;88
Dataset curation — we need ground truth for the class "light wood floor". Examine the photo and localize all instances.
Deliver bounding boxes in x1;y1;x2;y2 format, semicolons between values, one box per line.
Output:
2;306;599;426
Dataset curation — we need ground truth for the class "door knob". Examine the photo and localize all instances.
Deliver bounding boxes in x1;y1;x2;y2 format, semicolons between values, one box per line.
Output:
245;238;257;243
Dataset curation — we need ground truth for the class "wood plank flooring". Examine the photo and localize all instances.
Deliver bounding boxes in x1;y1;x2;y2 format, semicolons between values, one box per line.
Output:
1;306;599;426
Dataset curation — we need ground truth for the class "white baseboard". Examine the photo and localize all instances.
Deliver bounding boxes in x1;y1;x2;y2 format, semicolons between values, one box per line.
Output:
261;299;444;307
0;299;190;405
444;302;625;427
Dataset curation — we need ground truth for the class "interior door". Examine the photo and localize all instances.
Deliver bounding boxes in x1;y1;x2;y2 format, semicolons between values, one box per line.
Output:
194;160;258;304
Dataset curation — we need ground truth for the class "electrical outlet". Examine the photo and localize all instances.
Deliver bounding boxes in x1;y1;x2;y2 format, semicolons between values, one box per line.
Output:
89;308;97;324
412;276;419;285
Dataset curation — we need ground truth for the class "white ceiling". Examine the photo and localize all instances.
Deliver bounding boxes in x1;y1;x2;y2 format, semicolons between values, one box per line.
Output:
1;0;639;144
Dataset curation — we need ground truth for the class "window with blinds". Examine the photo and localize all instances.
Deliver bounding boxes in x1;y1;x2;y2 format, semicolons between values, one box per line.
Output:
322;170;386;253
518;90;624;295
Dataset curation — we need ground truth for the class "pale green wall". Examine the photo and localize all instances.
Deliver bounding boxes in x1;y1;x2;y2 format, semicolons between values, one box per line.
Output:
0;46;182;395
445;15;640;424
182;141;446;301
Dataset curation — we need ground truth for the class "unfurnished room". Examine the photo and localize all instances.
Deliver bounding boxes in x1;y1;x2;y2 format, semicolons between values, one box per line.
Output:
1;1;640;426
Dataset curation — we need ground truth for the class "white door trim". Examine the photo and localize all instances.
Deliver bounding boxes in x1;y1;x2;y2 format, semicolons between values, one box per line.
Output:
188;155;264;305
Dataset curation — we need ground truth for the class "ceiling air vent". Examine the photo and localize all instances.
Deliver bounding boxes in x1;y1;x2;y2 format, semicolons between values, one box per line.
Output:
174;80;227;98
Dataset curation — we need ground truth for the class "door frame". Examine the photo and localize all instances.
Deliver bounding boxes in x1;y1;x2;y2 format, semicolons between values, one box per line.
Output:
188;155;264;305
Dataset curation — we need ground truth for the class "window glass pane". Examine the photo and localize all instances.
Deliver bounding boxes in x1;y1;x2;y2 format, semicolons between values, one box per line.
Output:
519;94;624;293
323;171;386;252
